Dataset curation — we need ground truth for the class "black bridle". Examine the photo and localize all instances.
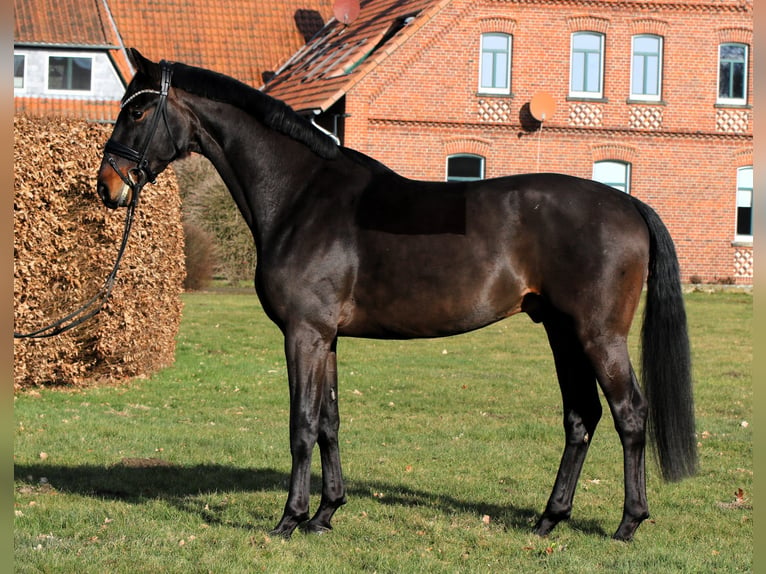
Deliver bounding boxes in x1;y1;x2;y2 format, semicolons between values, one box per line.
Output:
104;60;175;205
14;62;175;339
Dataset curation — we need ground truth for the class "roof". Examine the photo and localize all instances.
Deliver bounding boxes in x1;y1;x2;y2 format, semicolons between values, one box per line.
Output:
261;0;447;113
14;0;120;48
14;97;120;123
14;0;335;121
107;0;335;86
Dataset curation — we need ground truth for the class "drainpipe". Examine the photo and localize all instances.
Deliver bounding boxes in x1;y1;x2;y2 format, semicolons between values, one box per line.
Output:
311;110;341;145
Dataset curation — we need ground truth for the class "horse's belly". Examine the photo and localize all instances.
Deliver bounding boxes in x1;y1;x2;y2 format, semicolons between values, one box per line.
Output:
339;263;527;339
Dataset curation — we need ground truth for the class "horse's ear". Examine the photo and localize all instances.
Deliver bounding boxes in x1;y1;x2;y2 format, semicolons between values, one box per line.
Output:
128;48;158;78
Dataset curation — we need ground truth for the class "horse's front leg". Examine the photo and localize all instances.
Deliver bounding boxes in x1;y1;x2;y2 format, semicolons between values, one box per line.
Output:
270;325;337;539
306;338;347;533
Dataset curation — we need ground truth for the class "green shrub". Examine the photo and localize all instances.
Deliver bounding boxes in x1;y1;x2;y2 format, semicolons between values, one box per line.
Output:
175;155;256;283
182;222;217;291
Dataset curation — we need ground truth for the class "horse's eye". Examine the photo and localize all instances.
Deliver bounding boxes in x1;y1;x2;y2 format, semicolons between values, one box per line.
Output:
130;108;145;121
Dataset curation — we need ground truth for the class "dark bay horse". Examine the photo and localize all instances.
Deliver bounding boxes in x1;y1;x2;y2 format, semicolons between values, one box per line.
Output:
97;49;696;541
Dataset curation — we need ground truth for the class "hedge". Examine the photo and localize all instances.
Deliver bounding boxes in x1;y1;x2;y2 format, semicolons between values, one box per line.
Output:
13;115;185;389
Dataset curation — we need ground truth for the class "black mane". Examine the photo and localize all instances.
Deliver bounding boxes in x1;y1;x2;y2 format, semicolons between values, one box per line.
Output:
144;59;339;160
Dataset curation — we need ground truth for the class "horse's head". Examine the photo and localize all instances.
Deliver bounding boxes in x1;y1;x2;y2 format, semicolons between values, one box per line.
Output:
97;49;190;209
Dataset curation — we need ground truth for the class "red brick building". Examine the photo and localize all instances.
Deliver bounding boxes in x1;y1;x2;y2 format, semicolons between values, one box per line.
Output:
264;0;753;284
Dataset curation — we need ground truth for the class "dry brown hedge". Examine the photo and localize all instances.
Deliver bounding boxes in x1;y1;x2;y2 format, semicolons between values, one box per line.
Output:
14;115;185;389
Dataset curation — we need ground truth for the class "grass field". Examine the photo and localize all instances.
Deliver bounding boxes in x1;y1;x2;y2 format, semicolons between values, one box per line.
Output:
14;290;752;573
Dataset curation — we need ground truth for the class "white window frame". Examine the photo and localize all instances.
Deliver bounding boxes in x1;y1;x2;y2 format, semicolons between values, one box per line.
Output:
717;43;748;106
446;154;485;182
592;161;631;194
478;33;512;95
735;166;753;242
630;34;662;101
569;32;604;99
14;53;26;91
45;53;95;94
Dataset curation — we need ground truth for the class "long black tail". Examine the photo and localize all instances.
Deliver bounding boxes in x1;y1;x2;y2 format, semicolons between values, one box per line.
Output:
631;198;697;482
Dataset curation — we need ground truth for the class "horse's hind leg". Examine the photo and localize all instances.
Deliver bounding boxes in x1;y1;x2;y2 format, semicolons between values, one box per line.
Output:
582;332;649;541
534;312;602;537
306;338;347;533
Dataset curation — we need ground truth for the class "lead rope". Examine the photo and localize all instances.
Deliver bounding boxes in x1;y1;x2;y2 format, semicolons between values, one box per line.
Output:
13;195;139;339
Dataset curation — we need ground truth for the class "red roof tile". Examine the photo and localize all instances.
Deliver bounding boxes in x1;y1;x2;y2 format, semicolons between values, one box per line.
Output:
262;0;446;113
106;0;335;88
15;97;121;123
14;0;120;47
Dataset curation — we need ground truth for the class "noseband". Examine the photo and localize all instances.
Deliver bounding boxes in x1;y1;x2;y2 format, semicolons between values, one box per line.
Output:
103;60;175;206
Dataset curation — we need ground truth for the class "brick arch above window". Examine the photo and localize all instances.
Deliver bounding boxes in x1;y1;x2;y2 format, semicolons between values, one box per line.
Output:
590;143;637;164
630;18;669;37
479;17;517;35
718;27;752;46
733;147;753;168
443;137;492;158
567;15;609;34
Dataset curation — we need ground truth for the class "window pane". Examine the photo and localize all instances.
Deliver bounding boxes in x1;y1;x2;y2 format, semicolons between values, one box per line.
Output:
48;57;66;89
14;55;24;88
634;36;659;53
721;44;745;61
571;52;585;91
737;207;752;235
731;62;744;99
71;58;92;90
482;34;508;51
48;56;92;91
585;52;600;92
644;55;659;94
448;155;483;181
494;53;508;89
631;56;645;94
574;33;600;51
736;167;753;236
593;161;629;193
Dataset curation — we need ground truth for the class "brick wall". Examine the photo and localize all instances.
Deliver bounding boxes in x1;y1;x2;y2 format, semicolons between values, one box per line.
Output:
342;0;753;284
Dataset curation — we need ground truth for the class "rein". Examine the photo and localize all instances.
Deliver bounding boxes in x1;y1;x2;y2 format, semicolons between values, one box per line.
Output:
14;62;174;339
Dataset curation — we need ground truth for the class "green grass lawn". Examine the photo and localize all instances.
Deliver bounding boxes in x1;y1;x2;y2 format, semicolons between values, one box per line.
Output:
14;290;752;573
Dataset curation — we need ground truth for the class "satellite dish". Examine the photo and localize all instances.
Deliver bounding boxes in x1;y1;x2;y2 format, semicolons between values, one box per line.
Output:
529;92;556;122
333;0;361;25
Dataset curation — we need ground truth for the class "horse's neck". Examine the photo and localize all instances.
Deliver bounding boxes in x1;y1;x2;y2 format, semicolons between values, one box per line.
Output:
191;100;319;248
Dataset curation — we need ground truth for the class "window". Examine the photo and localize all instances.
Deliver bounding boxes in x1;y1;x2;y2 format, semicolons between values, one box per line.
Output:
479;33;511;94
447;154;484;182
570;32;604;98
48;56;92;91
14;54;25;89
735;166;753;240
718;43;748;104
592;161;630;194
631;35;662;100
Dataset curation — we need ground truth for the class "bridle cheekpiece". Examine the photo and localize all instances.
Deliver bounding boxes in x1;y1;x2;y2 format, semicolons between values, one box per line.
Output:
103;60;175;207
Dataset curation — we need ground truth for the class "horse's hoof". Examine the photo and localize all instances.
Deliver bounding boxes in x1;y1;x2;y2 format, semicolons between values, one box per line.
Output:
305;521;333;535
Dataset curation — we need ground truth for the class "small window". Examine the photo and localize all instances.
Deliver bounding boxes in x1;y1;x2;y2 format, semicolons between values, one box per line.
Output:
718;43;748;104
631;35;662;100
479;33;511;94
447;154;484;182
735;166;753;240
592;161;630;194
48;56;93;91
570;32;604;98
14;54;25;89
